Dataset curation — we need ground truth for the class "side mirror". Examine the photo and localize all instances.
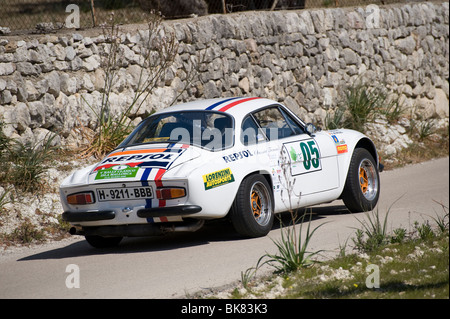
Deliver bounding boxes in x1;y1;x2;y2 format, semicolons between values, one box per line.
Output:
305;123;317;135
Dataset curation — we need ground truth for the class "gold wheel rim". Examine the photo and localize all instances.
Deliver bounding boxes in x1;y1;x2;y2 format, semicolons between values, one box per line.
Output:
359;167;369;194
251;191;262;218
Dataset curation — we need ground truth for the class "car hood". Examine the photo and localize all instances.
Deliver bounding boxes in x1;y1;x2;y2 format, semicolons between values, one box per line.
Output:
62;144;201;187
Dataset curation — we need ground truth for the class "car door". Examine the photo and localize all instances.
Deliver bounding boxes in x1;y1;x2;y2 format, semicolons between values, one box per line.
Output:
251;105;339;209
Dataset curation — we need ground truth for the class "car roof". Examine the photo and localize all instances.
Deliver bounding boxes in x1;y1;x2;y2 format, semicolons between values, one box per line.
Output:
154;97;282;120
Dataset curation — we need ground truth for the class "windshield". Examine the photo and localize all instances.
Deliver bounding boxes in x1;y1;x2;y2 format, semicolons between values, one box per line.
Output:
119;111;234;151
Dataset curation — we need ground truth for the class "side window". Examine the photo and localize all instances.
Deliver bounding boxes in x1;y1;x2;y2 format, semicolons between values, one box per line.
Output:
279;107;305;135
253;107;301;140
241;115;266;145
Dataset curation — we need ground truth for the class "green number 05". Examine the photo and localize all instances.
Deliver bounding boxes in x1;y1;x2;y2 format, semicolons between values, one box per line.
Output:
300;140;320;170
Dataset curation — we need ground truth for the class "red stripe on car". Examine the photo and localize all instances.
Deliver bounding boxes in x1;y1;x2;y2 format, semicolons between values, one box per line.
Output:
218;97;261;112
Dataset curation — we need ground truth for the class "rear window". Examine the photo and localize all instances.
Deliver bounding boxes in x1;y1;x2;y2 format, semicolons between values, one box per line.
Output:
119;111;234;151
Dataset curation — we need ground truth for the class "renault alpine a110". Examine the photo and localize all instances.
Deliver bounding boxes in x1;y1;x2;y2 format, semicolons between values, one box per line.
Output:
60;97;381;248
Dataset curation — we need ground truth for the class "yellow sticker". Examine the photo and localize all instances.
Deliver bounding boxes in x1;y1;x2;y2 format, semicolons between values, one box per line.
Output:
202;168;235;190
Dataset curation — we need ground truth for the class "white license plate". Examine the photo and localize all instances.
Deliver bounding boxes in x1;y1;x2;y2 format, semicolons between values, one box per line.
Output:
96;186;154;202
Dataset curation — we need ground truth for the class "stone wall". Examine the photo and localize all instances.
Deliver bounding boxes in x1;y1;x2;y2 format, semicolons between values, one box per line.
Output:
0;1;448;148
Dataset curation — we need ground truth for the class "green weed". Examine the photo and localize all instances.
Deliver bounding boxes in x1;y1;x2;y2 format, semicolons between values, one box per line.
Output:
80;13;180;159
6;134;57;193
326;77;404;132
352;208;391;253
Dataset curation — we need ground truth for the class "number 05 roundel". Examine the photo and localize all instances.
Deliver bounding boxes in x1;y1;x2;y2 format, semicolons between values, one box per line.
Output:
283;138;322;176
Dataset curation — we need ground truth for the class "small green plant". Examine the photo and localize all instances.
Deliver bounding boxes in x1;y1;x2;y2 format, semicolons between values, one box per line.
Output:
0;187;11;212
418;120;436;141
414;220;435;240
5;134;58;193
259;213;326;274
431;203;449;234
379;94;405;124
240;266;258;290
0;120;11;154
390;227;407;244
342;81;382;132
352;208;391;253
325;106;346;130
332;77;405;132
4;218;46;244
337;235;351;258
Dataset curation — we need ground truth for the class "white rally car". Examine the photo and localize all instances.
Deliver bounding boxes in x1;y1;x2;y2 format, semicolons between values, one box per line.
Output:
60;97;381;248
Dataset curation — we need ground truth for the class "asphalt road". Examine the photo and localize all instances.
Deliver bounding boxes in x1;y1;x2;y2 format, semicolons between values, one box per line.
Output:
0;157;448;299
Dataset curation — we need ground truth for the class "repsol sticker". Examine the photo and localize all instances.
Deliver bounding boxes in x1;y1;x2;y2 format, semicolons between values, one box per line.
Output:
92;148;187;172
202;168;235;190
101;153;174;164
223;150;253;163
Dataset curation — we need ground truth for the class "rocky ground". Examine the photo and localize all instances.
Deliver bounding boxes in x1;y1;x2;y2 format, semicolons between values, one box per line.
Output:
0;157;96;248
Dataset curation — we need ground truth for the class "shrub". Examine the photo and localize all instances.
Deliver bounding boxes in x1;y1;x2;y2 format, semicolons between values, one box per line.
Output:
4;133;58;193
326;78;404;132
81;13;180;159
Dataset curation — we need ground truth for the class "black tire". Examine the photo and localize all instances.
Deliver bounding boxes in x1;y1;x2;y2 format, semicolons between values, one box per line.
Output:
85;235;123;248
342;148;380;213
230;174;274;237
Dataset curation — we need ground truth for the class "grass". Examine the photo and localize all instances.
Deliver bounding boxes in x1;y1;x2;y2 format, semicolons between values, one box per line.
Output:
352;208;391;253
0;132;58;193
0;213;72;246
254;213;326;275
218;206;449;299
283;232;448;299
0;123;77;247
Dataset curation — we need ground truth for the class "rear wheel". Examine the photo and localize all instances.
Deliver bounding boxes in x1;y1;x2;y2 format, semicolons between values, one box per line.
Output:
342;148;380;213
230;174;274;237
85;235;123;248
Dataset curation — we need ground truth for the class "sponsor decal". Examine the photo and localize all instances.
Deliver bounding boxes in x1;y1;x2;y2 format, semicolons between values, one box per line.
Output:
222;149;253;163
95;164;139;180
337;144;348;154
331;135;339;144
283;138;322;176
202;168;235;190
92;147;188;172
331;134;348;154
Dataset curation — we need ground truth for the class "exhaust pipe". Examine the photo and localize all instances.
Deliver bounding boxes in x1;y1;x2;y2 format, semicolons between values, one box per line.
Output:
70;226;83;235
69;219;205;237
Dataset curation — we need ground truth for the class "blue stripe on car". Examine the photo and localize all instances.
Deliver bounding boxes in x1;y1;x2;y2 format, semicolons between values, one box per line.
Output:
141;167;153;209
205;97;240;110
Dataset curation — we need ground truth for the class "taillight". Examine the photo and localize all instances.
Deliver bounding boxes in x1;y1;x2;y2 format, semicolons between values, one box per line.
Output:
67;192;95;205
156;188;186;200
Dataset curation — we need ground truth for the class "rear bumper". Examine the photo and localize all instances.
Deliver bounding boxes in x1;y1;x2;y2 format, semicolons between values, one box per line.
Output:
62;205;202;222
62;211;115;222
137;205;202;217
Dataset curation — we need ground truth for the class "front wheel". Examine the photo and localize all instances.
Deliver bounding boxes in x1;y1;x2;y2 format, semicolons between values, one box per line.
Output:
342;148;380;213
230;174;274;238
